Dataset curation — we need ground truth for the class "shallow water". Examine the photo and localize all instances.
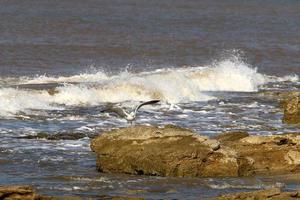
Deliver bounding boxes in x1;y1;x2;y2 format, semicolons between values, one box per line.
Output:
0;0;300;199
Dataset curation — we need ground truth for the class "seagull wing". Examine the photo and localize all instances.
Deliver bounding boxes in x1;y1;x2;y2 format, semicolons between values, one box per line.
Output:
101;105;128;118
134;100;160;114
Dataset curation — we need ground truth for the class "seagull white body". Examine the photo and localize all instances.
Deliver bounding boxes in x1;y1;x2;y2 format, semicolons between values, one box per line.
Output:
102;100;160;124
125;112;136;122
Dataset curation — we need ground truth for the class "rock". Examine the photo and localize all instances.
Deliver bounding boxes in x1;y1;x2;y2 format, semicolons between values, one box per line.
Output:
0;159;11;164
47;88;59;96
213;132;249;142
0;185;53;200
240;133;300;146
259;90;300;105
91;125;232;177
91;125;300;177
110;197;144;200
285;150;300;165
18;132;87;140
283;95;300;124
0;185;145;200
215;188;300;200
226;133;300;176
259;90;300;124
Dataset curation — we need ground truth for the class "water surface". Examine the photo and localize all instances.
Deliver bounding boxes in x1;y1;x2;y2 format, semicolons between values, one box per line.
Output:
0;0;299;199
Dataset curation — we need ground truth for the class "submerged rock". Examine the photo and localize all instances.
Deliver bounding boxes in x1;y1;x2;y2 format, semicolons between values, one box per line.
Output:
47;88;59;96
91;125;300;177
18;132;87;140
215;188;300;200
283;95;300;124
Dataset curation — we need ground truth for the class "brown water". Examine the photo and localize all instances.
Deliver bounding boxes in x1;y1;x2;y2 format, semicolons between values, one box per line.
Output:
0;0;299;199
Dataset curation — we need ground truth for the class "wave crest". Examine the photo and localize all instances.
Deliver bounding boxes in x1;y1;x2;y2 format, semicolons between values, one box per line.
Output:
0;57;291;117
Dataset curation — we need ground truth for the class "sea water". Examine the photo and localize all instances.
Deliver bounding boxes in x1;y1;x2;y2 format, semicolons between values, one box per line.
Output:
0;0;299;199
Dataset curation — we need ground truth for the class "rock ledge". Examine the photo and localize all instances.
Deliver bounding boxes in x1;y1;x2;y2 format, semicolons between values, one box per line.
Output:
91;125;300;177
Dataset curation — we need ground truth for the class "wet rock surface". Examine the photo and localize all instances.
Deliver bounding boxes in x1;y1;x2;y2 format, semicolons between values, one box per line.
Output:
215;188;300;200
259;90;300;104
91;125;223;177
0;185;53;200
283;95;300;124
260;90;300;124
0;185;143;200
17;132;87;140
91;125;300;177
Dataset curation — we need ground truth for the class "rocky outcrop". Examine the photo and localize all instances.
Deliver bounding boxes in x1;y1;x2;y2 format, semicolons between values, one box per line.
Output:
91;125;300;177
283;95;300;124
91;125;223;177
259;90;300;105
0;186;54;200
259;90;300;124
215;188;300;200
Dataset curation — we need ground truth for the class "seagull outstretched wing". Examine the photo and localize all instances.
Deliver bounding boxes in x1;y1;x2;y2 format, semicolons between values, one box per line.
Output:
134;100;160;114
101;105;129;118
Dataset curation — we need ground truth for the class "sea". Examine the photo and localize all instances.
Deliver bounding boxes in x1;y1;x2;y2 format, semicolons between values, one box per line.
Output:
0;0;299;199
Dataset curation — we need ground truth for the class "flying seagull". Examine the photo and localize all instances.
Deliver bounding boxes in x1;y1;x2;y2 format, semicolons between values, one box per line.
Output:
101;100;160;124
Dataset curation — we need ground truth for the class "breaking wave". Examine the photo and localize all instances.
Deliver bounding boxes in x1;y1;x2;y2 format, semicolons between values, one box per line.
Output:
0;57;298;117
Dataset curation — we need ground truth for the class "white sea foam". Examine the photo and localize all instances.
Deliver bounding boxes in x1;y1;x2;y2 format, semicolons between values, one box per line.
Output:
20;71;110;84
0;58;296;117
69;176;111;183
275;74;299;83
208;182;284;190
0;88;61;117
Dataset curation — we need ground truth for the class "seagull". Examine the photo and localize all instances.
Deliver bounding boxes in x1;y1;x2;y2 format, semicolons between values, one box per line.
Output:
101;100;160;125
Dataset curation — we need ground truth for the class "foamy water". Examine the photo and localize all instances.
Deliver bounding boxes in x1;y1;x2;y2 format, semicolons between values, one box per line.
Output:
0;58;298;118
